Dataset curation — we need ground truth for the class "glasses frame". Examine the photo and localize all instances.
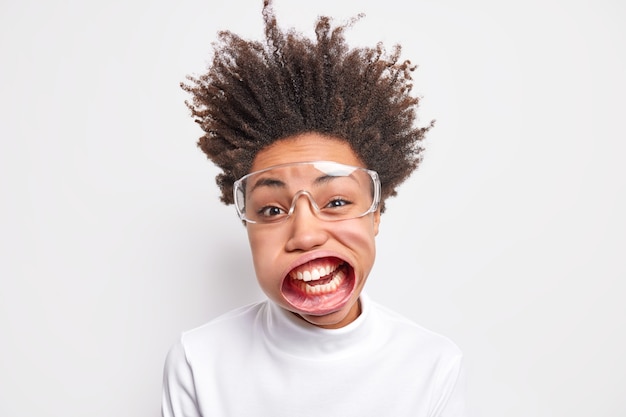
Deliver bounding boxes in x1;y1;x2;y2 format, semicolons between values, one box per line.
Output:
233;161;381;224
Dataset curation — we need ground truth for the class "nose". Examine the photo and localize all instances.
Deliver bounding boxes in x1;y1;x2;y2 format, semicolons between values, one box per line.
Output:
284;191;329;252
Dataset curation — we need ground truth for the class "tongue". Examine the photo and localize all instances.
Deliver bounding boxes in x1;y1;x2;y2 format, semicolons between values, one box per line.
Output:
306;275;334;286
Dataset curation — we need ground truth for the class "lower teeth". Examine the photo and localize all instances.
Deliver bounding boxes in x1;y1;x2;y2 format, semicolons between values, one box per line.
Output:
298;269;345;295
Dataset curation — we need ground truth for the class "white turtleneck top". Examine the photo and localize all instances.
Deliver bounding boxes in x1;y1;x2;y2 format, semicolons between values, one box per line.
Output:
161;294;467;417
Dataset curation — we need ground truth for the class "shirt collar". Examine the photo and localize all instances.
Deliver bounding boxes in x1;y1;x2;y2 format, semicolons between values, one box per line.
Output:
261;293;387;359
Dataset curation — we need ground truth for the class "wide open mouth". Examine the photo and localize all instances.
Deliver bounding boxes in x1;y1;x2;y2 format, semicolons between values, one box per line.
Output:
280;256;356;316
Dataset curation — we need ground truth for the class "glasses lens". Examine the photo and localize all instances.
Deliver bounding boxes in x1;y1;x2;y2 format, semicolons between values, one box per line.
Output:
234;161;380;224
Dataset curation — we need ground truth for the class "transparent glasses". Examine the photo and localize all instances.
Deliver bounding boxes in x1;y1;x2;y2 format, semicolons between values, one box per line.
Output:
233;161;381;224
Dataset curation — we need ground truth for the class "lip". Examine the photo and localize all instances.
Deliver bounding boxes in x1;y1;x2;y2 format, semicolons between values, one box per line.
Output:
280;252;357;316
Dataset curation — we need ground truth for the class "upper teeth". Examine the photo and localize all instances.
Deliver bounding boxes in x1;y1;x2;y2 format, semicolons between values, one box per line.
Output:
290;263;338;282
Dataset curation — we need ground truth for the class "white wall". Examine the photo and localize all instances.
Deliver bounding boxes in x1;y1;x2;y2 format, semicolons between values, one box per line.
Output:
1;0;624;416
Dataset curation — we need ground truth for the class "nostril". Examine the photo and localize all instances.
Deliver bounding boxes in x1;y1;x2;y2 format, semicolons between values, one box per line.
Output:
284;203;329;252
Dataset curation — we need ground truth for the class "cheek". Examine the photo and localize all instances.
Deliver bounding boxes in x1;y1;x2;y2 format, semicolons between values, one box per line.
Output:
247;229;283;279
247;230;266;265
332;221;378;266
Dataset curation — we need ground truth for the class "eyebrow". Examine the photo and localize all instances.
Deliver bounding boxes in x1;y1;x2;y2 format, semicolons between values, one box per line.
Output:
249;177;287;193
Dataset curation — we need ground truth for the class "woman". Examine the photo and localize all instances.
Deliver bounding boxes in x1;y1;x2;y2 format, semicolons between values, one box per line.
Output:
162;1;467;415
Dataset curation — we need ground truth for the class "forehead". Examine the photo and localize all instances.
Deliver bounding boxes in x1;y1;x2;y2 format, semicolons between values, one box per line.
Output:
247;162;363;189
250;133;364;173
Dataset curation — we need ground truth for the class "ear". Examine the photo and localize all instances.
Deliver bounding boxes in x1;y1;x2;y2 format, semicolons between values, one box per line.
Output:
372;209;381;236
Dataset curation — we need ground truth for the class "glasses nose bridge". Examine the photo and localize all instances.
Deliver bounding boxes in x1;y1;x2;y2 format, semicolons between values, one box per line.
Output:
287;189;321;218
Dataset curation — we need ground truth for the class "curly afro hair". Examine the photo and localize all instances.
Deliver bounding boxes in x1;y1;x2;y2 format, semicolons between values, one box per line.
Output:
181;0;433;212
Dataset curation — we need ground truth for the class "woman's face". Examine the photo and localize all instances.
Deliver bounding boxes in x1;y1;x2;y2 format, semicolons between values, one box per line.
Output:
245;133;380;329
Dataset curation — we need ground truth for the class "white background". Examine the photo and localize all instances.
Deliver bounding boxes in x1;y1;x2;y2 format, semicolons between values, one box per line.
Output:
1;0;625;416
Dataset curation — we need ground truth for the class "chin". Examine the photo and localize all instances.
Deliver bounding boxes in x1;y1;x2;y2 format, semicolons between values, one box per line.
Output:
294;298;361;329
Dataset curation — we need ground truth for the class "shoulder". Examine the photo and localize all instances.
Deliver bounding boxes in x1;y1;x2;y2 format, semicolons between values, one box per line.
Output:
173;301;267;359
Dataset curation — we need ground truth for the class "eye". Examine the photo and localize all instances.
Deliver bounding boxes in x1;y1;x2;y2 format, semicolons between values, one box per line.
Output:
325;198;352;209
258;205;286;217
